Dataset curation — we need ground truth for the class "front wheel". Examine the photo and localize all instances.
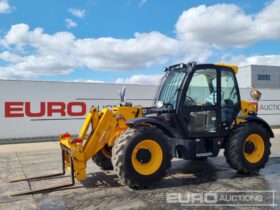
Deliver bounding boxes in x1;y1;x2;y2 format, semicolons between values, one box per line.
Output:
224;122;271;174
92;147;113;170
112;127;172;188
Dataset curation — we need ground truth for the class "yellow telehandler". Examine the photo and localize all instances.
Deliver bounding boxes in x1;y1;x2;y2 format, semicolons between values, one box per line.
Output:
11;62;274;195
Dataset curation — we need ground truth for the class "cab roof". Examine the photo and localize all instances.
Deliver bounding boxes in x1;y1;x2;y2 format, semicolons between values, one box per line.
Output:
164;62;238;74
215;63;238;74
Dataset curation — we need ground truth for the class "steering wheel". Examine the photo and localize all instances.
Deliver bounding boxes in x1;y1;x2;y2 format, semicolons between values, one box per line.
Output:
185;96;196;106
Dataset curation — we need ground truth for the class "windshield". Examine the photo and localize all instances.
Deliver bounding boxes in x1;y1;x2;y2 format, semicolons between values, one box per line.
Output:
157;68;187;108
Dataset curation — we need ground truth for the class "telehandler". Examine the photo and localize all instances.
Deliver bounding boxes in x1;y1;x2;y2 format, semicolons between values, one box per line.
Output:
11;62;274;195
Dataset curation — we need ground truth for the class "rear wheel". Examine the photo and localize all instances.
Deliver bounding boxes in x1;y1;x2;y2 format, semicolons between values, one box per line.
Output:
224;122;271;174
92;147;113;170
112;127;172;188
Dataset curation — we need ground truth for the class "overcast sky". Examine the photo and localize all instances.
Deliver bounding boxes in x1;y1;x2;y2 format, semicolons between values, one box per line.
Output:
0;0;280;84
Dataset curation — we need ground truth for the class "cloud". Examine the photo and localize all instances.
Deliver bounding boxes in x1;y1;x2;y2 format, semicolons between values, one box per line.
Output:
116;74;162;85
68;8;85;18
1;1;280;80
0;0;11;13
0;24;191;79
176;0;280;47
229;55;280;67
0;54;76;79
65;18;77;28
70;79;105;83
0;51;24;63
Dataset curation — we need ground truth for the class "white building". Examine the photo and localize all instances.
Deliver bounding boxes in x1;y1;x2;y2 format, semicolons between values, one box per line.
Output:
238;65;280;89
0;80;157;143
0;76;279;143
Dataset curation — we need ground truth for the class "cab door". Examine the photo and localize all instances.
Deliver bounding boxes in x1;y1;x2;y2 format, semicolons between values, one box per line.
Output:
178;66;221;138
219;67;241;132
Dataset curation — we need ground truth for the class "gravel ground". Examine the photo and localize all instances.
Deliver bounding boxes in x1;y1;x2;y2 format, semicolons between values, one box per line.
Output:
0;129;279;210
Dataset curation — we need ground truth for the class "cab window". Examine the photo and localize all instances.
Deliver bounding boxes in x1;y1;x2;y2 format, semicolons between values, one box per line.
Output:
221;69;240;124
184;68;217;107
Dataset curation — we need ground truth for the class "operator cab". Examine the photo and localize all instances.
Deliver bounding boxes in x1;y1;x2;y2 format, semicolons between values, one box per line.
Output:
153;62;241;139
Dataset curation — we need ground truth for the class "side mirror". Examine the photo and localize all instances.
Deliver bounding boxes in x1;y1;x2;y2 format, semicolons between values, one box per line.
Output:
250;89;262;101
119;86;126;103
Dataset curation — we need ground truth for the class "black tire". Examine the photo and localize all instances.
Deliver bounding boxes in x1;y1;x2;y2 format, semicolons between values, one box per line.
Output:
92;149;113;170
224;122;271;174
112;126;172;188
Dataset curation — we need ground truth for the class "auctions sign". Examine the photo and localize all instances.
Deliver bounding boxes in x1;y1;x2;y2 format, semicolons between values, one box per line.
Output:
259;104;280;111
166;191;277;207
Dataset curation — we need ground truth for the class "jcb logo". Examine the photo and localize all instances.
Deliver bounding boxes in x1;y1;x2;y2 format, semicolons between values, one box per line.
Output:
5;101;87;118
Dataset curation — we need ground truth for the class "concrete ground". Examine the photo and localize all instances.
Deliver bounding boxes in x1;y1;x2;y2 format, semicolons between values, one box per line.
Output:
0;130;280;210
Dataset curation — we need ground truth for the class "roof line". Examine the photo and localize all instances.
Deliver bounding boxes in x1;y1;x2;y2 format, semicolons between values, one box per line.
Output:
238;65;252;68
0;79;157;86
239;64;280;68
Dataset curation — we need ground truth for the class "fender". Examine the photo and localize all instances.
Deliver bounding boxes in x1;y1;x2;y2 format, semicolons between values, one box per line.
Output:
237;115;274;138
126;117;176;138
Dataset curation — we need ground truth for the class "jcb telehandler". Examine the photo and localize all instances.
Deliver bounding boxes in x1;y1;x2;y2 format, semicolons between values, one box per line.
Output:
11;62;274;195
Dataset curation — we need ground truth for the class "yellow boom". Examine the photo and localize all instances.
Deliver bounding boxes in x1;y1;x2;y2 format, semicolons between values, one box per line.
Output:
60;106;142;180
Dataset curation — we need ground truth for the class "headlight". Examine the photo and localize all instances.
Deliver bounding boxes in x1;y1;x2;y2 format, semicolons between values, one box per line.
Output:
156;100;164;108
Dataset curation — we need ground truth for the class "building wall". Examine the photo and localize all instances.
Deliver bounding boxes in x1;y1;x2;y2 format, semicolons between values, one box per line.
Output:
0;80;279;143
240;88;280;127
236;65;252;88
0;80;157;141
251;65;280;89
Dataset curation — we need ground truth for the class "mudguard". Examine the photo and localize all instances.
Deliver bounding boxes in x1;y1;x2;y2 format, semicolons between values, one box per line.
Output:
237;115;274;138
126;117;176;138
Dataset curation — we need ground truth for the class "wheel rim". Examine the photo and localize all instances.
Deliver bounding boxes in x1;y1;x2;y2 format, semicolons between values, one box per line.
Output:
131;140;163;175
101;147;111;159
243;134;265;163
